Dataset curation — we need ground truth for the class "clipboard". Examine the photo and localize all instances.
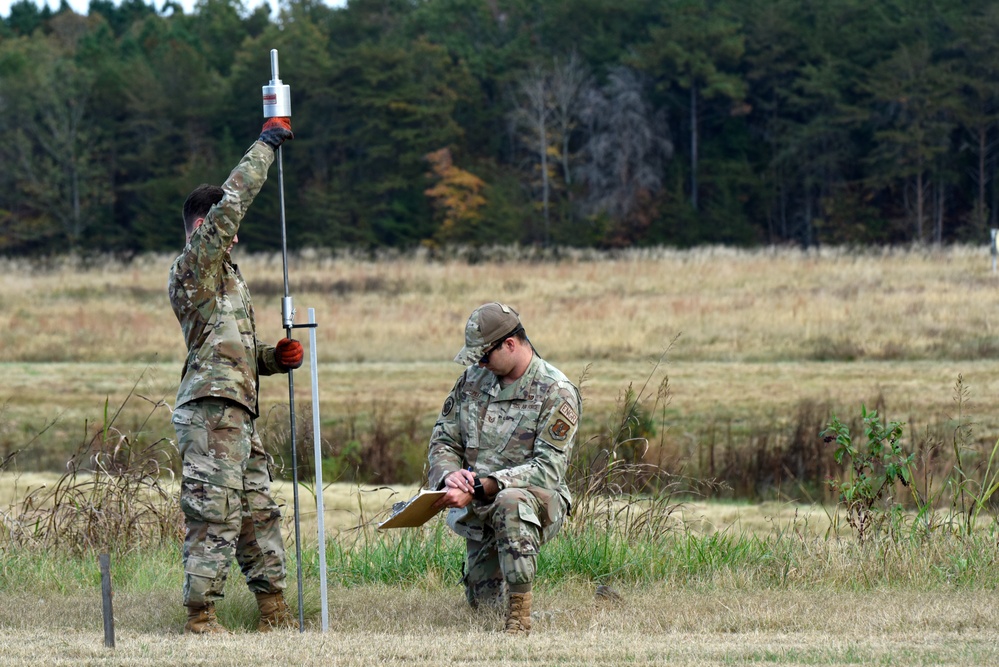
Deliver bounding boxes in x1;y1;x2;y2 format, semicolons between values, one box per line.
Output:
377;489;448;530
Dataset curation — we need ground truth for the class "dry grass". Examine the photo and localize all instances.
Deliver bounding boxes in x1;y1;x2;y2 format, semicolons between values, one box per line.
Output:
3;245;999;492
3;245;999;365
3;474;997;665
1;585;997;666
0;474;829;539
5;247;999;663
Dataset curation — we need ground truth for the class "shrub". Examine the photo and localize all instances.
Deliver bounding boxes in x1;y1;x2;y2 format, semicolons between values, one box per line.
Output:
822;405;914;542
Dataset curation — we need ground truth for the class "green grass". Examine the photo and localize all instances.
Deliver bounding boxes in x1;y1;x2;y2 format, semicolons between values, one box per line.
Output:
5;512;999;665
6;514;999;598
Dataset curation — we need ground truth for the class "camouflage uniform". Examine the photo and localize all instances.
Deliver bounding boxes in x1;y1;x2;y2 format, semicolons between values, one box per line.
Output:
168;141;289;608
427;354;580;607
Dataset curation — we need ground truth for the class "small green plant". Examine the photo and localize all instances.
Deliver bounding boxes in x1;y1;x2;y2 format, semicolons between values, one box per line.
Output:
946;375;999;535
822;405;914;542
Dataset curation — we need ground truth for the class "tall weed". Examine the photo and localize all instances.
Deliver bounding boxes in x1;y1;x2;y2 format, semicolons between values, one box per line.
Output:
0;375;181;556
566;338;697;546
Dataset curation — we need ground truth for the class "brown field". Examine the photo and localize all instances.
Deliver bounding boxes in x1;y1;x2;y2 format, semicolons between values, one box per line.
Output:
2;246;999;494
2;576;998;666
6;245;999;365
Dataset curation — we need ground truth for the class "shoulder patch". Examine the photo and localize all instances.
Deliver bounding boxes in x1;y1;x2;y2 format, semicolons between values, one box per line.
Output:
558;402;578;426
442;396;455;417
549;419;571;441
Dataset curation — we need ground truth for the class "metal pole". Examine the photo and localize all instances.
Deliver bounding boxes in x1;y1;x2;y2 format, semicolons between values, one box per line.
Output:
280;147;304;634
264;48;304;632
309;307;329;632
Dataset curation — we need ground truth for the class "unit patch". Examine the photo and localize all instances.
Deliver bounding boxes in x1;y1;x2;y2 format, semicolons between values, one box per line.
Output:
558;402;578;426
549;419;571;441
442;396;454;417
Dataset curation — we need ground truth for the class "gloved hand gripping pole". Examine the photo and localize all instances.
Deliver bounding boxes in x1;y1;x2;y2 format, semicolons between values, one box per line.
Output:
263;48;306;633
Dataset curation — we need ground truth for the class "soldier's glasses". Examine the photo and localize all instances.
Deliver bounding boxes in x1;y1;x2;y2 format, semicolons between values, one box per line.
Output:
479;327;524;365
479;341;503;365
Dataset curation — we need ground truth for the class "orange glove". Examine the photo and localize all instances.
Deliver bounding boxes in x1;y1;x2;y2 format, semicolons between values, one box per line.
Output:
259;117;293;150
263;117;292;132
275;338;303;369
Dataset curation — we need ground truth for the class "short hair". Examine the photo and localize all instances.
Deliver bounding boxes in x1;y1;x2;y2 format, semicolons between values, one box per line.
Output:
183;184;224;236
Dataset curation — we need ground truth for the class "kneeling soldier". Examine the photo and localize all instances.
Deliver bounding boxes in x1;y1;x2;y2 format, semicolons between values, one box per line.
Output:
430;302;580;636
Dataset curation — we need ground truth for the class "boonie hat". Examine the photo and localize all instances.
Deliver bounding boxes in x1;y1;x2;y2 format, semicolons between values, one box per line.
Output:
453;302;522;366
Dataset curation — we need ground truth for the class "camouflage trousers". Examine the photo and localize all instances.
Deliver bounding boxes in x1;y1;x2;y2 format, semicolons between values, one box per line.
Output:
463;487;566;608
172;397;287;608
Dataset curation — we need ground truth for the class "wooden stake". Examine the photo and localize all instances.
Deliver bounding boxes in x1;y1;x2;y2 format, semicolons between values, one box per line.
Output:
99;553;115;648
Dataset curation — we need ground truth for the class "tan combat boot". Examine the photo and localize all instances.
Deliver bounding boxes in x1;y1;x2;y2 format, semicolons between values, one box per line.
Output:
504;591;532;636
184;604;229;635
255;591;299;632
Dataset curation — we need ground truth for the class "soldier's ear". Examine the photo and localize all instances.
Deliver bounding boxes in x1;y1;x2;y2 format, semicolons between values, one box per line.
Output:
186;218;205;242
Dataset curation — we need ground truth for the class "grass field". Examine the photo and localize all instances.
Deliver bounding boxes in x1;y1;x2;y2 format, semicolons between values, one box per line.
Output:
3;245;999;498
3;586;999;666
2;488;999;666
5;245;999;664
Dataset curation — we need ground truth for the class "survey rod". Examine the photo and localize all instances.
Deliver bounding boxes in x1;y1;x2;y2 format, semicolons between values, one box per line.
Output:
262;47;310;632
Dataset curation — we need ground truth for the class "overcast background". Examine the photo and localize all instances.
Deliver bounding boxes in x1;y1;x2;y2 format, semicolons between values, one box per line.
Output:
0;0;346;18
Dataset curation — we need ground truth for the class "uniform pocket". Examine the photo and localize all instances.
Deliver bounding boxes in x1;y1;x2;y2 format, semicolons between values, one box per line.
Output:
180;479;239;525
185;555;223;579
517;503;543;530
171;406;199;427
173;406;207;460
183;452;244;490
484;413;534;458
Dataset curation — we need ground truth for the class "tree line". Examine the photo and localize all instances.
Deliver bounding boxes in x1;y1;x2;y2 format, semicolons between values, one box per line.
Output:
1;0;998;255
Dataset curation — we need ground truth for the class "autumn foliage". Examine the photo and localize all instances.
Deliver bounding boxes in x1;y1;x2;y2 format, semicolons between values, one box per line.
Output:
424;148;487;242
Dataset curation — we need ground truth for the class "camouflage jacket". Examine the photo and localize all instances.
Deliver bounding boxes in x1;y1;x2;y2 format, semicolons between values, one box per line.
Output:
169;141;285;416
427;354;581;509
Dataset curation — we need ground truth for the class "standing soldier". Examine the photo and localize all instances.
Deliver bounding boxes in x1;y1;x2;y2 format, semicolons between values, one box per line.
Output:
169;118;301;634
429;302;581;636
